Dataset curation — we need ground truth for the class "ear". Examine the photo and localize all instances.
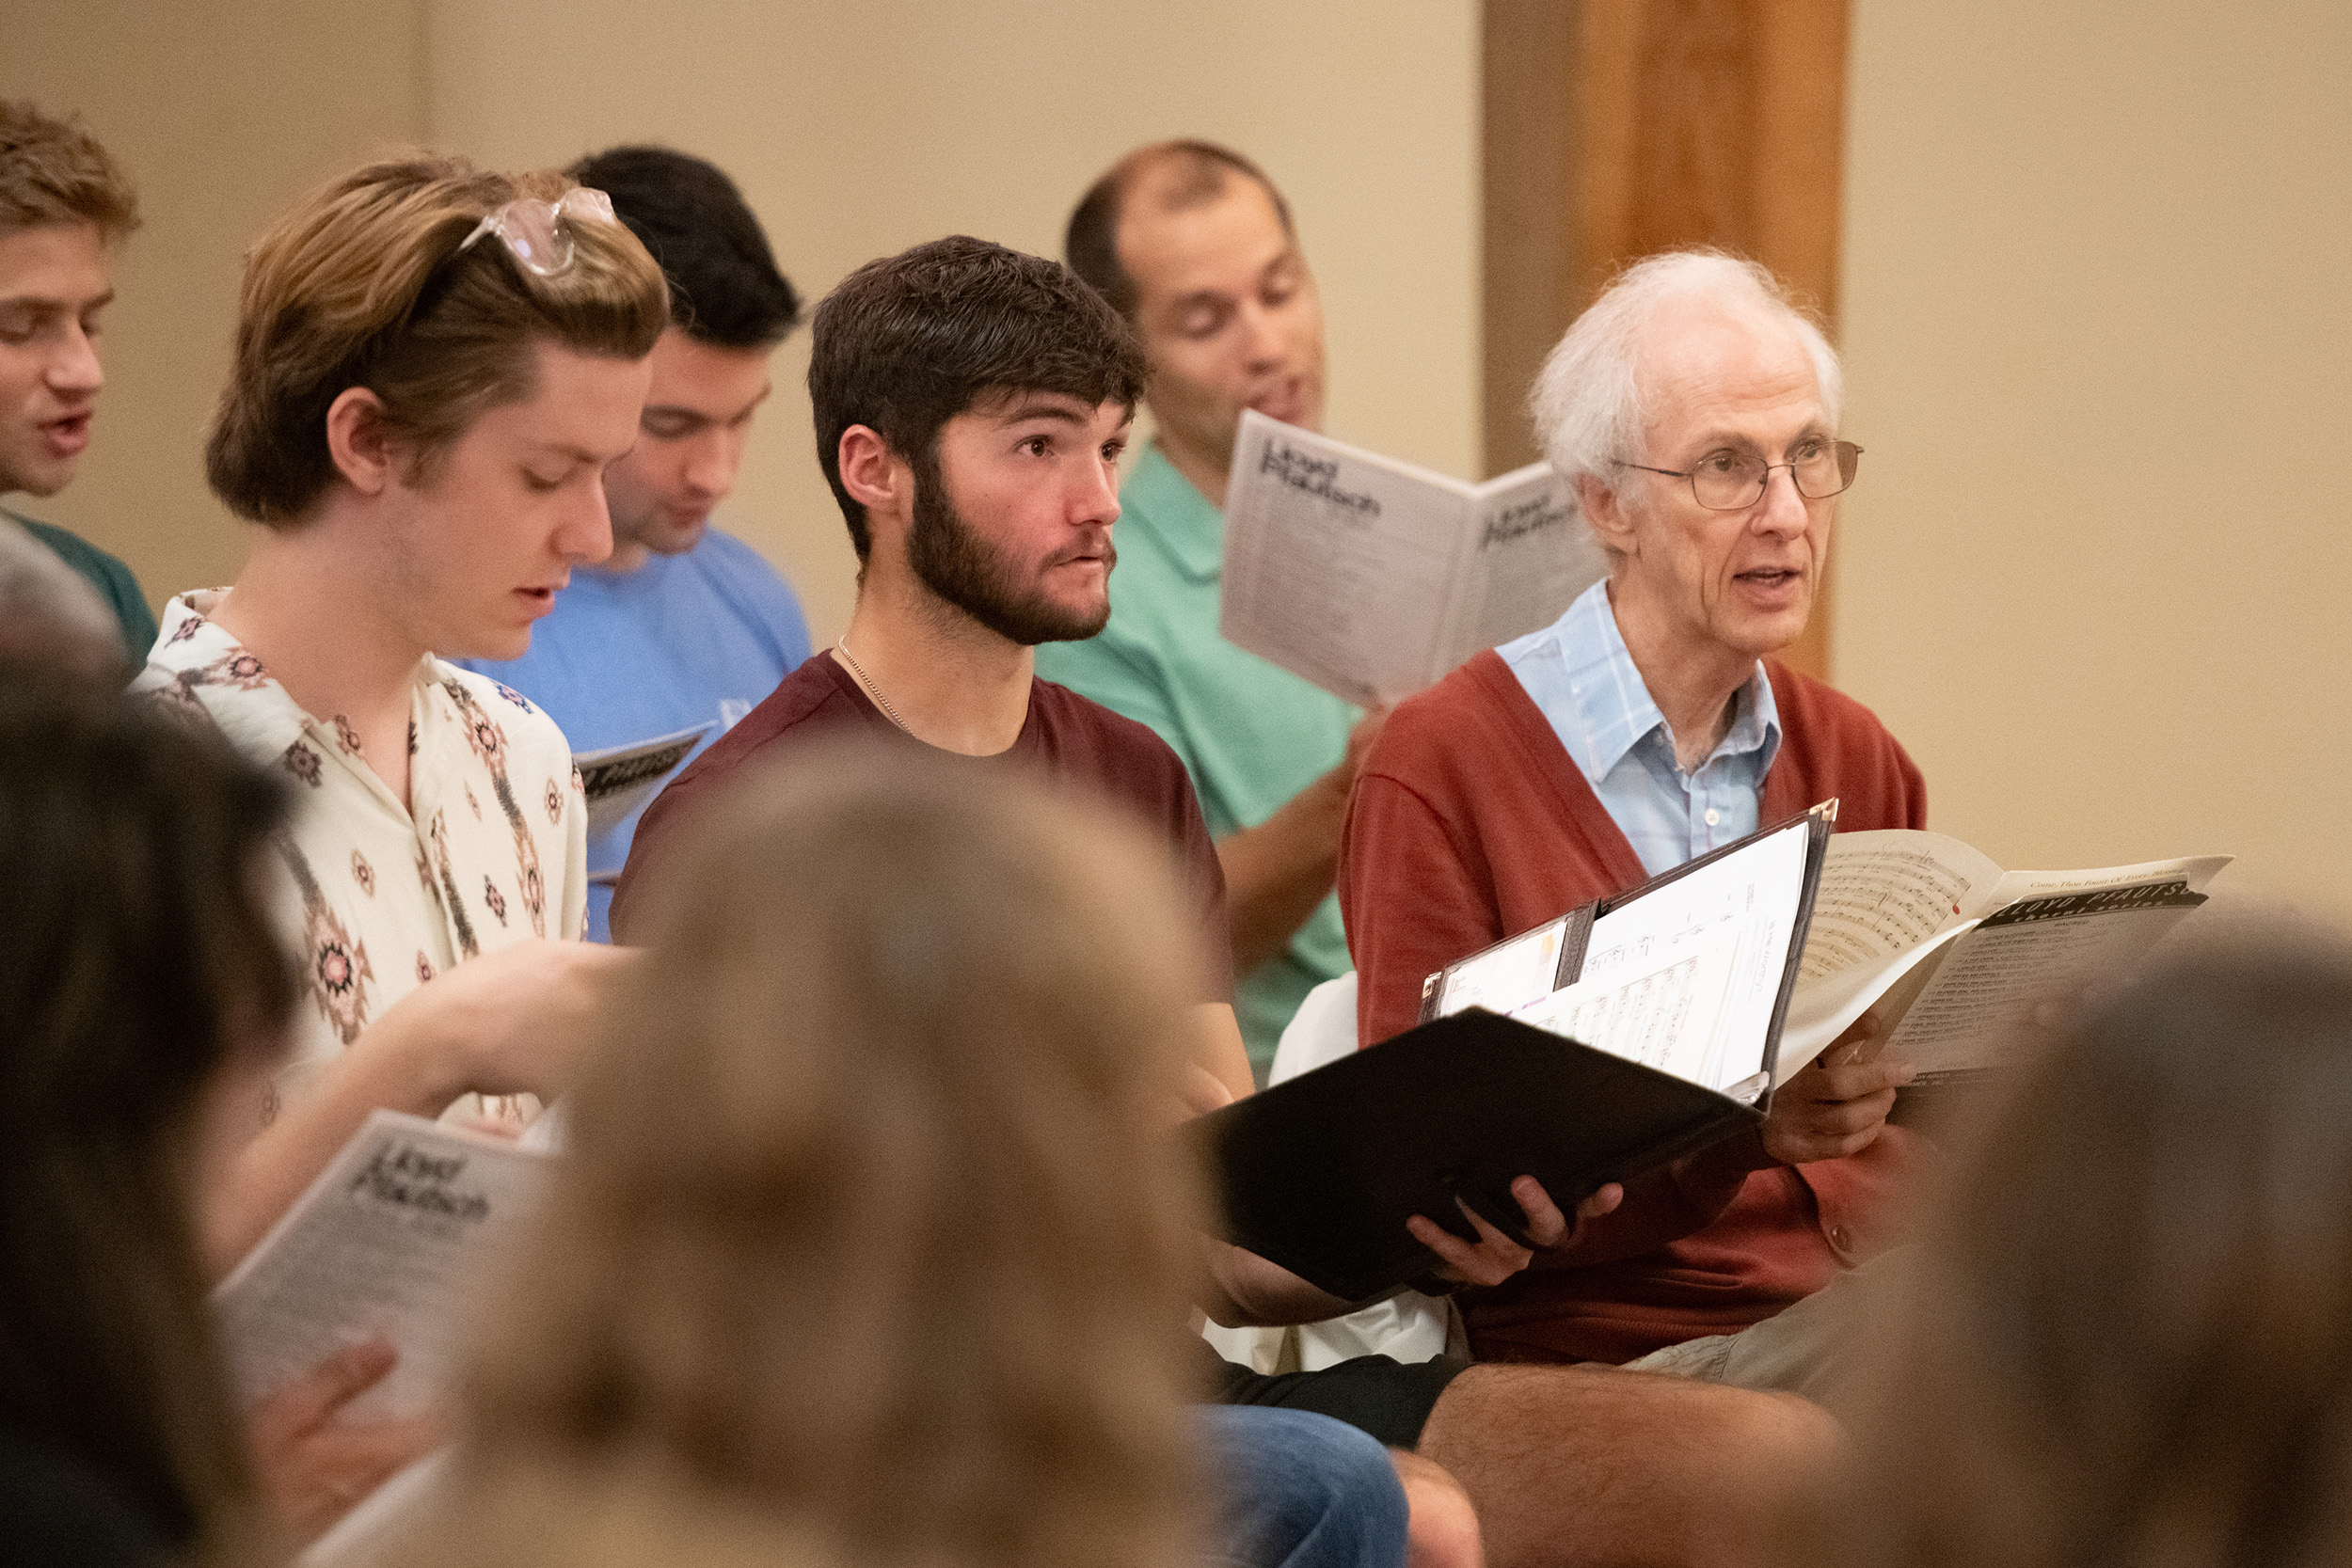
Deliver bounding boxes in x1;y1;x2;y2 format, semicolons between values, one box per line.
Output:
837;422;910;514
1577;471;1638;559
325;387;395;497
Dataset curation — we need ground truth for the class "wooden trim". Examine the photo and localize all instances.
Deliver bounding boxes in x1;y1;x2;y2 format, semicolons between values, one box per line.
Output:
1480;0;1579;478
1484;0;1851;680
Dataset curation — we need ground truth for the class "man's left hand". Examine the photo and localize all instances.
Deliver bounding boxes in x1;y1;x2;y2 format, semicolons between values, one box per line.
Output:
1762;1013;1916;1164
1406;1176;1621;1289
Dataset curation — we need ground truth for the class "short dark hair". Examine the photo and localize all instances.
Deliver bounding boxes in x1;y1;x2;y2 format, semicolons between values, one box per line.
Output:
808;236;1147;561
1066;139;1294;321
568;145;800;350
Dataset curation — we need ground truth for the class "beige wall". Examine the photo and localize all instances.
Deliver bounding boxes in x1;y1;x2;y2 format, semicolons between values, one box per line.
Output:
1836;1;2352;920
426;0;1480;645
23;0;2340;926
5;0;1480;650
1;0;426;604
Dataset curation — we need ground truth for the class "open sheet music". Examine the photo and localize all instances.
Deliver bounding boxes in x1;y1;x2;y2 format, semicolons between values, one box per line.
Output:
1772;832;2232;1081
1425;807;1824;1101
1427;822;2230;1088
1219;412;1608;708
214;1110;551;1418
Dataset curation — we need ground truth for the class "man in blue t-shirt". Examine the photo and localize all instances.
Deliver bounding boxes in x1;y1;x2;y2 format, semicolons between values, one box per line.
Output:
461;146;810;940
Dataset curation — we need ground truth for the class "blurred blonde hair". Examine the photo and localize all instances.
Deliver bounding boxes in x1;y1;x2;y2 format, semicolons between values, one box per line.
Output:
1826;918;2352;1568
408;745;1207;1568
204;152;667;525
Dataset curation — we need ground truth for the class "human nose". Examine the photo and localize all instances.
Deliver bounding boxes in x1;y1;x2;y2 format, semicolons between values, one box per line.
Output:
563;476;615;565
682;426;739;499
1073;452;1121;528
1751;464;1810;536
1236;297;1286;369
47;321;103;396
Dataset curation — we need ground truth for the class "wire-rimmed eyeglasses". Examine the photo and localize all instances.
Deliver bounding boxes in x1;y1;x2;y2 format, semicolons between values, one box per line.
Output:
1614;439;1862;511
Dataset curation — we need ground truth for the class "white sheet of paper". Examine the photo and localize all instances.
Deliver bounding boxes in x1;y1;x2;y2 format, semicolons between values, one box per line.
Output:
1575;818;1815;1091
1220;414;1607;706
1220;414;1473;706
1432;916;1568;1022
1440;463;1610;675
1513;923;1744;1089
213;1110;550;1418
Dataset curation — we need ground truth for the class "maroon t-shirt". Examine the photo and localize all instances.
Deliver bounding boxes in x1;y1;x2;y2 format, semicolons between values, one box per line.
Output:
611;652;1236;1003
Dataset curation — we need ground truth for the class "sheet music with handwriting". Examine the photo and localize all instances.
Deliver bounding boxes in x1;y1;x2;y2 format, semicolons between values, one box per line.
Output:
214;1110;550;1419
1573;818;1814;1092
1221;412;1607;707
1514;926;1742;1091
1438;816;1815;1091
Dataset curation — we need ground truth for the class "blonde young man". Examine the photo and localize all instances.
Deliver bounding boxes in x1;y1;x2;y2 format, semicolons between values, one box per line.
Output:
135;157;669;1273
0;100;157;665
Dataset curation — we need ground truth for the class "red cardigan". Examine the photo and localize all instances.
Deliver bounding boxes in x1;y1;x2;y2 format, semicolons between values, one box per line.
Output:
1338;650;1930;1364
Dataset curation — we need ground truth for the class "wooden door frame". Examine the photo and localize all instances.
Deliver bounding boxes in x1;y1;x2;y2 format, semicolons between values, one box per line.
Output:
1483;0;1850;682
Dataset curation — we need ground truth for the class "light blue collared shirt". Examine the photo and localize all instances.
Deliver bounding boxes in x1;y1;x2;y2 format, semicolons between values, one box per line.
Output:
1498;579;1782;878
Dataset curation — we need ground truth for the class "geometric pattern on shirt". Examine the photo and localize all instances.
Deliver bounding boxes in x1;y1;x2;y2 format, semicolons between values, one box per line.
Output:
280;832;373;1046
425;808;483;960
441;678;545;937
132;591;591;1085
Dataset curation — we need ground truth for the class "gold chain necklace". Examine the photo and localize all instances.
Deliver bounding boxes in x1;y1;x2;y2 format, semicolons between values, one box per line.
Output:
834;636;913;734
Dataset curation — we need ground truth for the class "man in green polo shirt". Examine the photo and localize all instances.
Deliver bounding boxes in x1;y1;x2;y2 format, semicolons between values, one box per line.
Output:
1042;141;1382;1082
0;100;159;668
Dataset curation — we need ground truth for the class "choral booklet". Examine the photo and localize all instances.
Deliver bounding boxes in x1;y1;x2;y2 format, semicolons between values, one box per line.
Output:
1219;411;1608;709
213;1109;552;1419
573;722;714;842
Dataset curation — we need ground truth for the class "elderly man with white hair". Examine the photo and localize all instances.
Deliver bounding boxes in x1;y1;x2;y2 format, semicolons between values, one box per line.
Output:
1339;250;1927;1371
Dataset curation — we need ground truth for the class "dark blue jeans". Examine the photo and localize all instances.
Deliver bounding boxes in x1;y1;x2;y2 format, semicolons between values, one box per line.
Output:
1197;1405;1409;1568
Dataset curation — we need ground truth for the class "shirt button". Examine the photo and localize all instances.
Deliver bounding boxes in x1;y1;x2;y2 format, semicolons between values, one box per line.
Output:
1705;808;1721;826
1829;1225;1850;1250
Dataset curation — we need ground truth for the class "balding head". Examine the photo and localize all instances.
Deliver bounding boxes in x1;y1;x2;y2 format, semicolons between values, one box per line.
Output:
1061;143;1322;504
1066;140;1294;322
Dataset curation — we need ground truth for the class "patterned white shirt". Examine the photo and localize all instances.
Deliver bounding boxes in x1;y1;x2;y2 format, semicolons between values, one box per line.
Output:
135;592;589;1091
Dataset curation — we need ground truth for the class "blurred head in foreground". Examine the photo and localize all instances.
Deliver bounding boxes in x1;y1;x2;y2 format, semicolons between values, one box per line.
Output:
416;745;1208;1568
0;664;294;1561
1832;920;2352;1568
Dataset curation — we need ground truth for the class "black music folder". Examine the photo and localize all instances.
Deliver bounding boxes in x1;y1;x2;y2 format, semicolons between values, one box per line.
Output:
1193;804;1836;1302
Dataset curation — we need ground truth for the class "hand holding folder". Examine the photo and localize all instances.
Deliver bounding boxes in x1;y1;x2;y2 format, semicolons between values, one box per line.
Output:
1193;807;1836;1302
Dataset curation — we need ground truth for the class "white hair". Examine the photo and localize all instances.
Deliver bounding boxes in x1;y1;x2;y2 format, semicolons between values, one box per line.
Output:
1529;250;1843;496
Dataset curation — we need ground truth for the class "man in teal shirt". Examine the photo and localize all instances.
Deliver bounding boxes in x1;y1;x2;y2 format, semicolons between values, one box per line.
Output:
1043;141;1383;1080
0;101;158;666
